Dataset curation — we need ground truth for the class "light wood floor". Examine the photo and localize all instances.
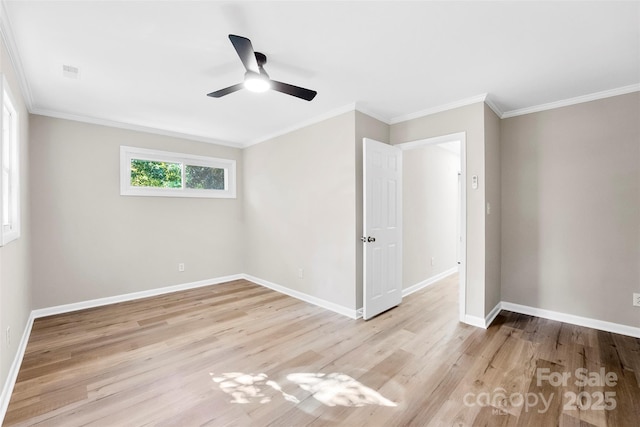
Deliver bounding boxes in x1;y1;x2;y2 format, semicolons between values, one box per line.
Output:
4;275;640;426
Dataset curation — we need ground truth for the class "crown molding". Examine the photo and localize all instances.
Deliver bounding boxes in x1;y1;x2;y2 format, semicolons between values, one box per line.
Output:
4;0;634;147
31;107;243;148
483;95;504;118
244;102;358;147
389;94;489;125
501;84;640;118
353;102;390;125
0;0;34;110
245;103;393;148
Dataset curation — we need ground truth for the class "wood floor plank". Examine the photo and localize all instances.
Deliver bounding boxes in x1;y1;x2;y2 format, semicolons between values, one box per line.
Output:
4;277;640;426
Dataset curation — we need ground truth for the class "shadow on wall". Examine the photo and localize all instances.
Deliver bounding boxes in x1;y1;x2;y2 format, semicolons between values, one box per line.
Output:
501;118;541;307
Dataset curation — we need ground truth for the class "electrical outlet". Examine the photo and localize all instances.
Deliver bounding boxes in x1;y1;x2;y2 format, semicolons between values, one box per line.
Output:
178;263;185;272
633;293;640;307
6;327;10;347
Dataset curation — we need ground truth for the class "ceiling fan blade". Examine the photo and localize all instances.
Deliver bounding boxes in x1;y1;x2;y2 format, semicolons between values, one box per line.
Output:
229;34;260;74
207;83;244;98
270;80;317;101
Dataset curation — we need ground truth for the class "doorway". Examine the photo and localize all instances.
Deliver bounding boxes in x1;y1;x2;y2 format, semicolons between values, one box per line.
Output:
397;132;467;322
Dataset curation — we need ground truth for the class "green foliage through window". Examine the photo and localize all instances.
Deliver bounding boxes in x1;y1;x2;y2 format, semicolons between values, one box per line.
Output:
130;160;226;190
121;146;235;198
130;159;182;188
186;165;225;190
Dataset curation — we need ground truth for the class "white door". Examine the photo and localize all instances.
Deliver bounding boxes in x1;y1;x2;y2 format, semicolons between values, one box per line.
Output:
363;138;402;320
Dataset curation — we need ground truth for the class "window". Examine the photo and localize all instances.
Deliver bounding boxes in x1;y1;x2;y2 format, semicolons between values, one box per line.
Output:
120;146;236;198
0;75;19;246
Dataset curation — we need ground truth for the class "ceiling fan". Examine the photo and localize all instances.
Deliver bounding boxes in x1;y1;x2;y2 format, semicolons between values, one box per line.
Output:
207;35;317;101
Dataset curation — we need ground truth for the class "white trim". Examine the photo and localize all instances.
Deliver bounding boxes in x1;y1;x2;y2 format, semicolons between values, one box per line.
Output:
402;266;458;298
4;276;640;424
0;74;20;246
501;84;640;118
244;103;358;147
436;142;461;157
0;312;34;425
0;273;353;421
389;94;488;125
397;132;466;152
484;302;502;328
355;308;363;319
243;274;359;319
0;1;34;110
32;275;243;319
500;302;640;339
462;303;501;330
483;95;504;118
30;107;242;148
463;315;486;329
1;274;242;423
354;102;390;125
458;136;467;322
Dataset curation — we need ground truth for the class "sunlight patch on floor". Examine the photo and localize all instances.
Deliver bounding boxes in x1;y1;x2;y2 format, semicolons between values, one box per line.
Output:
287;372;397;407
210;372;397;408
210;372;299;404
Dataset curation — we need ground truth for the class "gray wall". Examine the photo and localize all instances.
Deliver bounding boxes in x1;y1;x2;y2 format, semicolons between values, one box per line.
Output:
0;36;31;396
501;92;639;327
484;104;501;313
390;102;489;320
243;111;358;311
403;144;459;288
29;116;244;309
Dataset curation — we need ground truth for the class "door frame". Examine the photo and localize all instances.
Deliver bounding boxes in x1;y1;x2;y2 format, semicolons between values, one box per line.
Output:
396;132;467;322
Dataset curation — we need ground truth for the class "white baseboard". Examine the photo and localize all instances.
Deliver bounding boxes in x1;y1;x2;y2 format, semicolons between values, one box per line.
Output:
501;302;640;339
5;274;638;425
32;274;244;319
463;314;486;328
403;266;458;298
243;274;359;319
484;302;502;328
0;312;35;425
463;301;640;337
1;274;244;423
463;303;501;329
27;273;360;325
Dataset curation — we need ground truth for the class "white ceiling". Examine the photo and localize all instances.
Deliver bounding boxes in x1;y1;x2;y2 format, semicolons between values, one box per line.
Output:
4;1;639;147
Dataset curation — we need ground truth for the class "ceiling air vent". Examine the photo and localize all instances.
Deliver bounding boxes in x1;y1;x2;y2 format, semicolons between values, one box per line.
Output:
62;64;80;79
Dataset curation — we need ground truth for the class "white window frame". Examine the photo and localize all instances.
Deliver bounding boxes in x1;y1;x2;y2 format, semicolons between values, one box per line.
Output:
120;146;236;199
0;74;20;246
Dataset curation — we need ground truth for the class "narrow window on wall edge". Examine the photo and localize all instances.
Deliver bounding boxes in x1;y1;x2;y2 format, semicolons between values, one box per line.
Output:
120;146;236;199
0;74;20;246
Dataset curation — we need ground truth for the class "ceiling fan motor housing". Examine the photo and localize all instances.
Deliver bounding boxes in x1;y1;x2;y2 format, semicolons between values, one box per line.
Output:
255;52;267;66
